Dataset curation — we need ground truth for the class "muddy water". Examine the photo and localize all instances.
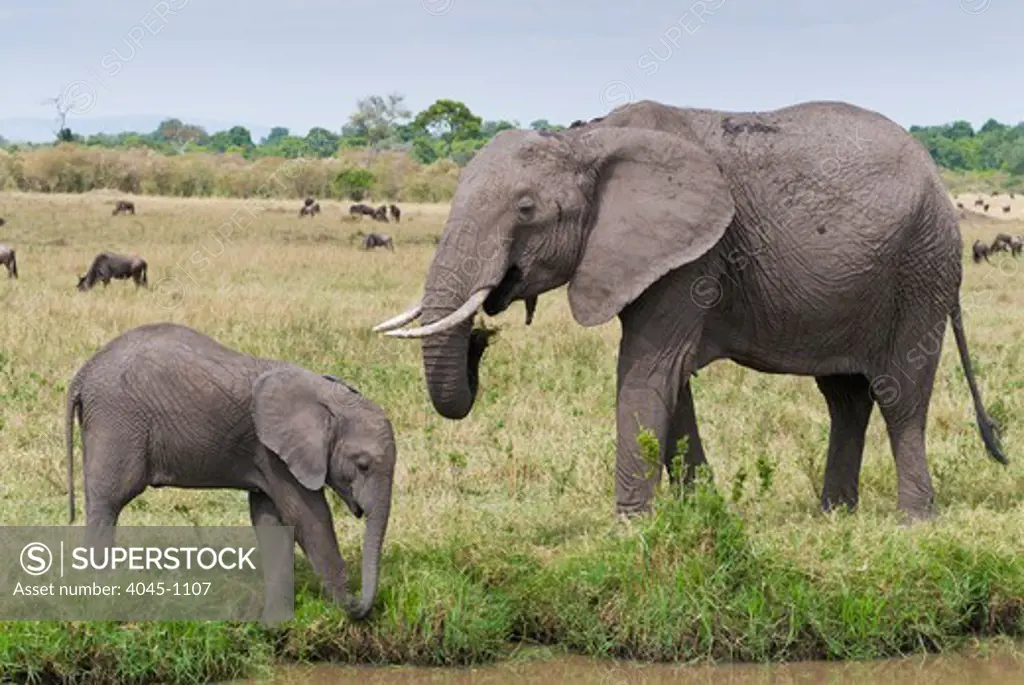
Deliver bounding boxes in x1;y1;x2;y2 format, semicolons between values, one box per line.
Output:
242;653;1024;684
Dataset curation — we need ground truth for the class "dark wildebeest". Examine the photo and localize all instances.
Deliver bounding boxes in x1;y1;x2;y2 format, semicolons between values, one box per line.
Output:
299;198;321;217
389;204;401;223
991;233;1014;254
112;201;135;216
974;198;985;207
362;232;394;251
77;252;148;291
0;244;16;278
349;203;375;218
972;240;991;264
956;202;964;209
372;206;389;223
984;204;990;212
0;218;6;227
1003;205;1011;213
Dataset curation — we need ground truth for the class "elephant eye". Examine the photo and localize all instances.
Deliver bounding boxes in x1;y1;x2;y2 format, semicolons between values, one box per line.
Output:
356;456;371;473
516;195;535;219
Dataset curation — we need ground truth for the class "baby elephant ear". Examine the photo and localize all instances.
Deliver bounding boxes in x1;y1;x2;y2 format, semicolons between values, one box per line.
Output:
251;367;332;491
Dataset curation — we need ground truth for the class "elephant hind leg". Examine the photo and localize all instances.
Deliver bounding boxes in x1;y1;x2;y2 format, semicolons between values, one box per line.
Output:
870;321;945;520
81;431;149;550
815;374;875;513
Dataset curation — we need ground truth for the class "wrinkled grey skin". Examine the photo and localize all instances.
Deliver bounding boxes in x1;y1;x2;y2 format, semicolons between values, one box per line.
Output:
77;252;148;290
0;244;16;278
386;99;1005;521
65;322;396;619
363;232;394;251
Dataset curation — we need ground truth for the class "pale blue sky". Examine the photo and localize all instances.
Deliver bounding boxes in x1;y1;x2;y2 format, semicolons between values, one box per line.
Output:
1;0;1020;135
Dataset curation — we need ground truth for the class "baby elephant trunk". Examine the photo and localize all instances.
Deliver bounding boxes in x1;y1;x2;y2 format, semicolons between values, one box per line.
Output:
348;499;390;620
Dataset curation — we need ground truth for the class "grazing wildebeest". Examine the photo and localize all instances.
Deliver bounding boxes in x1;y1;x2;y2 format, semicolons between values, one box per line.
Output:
362;232;394;251
0;218;5;227
349;204;375;218
372;206;389;223
974;198;985;207
0;244;16;278
1003;205;1011;213
972;240;991;264
299;198;321;217
984;204;990;212
992;233;1014;254
77;252;148;291
389;204;401;223
112;201;135;216
956;202;964;209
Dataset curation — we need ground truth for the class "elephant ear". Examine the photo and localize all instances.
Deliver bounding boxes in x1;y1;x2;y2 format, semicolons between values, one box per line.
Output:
251;367;332;491
567;127;736;327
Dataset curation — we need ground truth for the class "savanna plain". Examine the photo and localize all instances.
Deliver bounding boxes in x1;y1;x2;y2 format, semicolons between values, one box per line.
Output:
1;191;1024;684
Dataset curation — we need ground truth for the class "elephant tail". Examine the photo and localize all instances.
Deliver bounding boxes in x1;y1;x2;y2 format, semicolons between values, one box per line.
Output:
65;378;83;523
950;302;1007;465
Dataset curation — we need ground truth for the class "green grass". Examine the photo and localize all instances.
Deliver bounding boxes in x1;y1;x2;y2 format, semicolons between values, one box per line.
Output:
1;191;1024;683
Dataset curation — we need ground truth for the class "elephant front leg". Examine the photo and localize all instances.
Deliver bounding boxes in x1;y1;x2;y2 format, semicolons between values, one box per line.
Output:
665;381;709;490
248;491;295;625
615;341;693;517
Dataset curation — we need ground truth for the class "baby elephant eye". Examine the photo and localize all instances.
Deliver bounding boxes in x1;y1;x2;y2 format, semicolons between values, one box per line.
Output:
516;195;535;217
356;457;371;473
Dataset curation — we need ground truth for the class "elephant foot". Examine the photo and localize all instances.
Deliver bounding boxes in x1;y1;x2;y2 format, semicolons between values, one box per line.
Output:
898;505;936;527
615;503;653;521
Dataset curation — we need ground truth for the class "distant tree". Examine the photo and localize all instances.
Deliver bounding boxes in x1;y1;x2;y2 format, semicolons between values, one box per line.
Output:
410;137;440;164
480;120;517;138
332;167;376;201
347;93;412;149
305;127;340;158
208;126;254;152
262;126;290;145
411;99;482;157
529;119;551;131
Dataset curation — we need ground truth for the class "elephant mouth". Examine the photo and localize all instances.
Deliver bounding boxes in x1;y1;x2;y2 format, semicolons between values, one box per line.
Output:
483;265;523;317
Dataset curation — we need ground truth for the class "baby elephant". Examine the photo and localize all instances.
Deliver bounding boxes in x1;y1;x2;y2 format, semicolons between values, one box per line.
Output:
0;244;16;278
65;322;397;620
77;252;148;290
362;232;394;251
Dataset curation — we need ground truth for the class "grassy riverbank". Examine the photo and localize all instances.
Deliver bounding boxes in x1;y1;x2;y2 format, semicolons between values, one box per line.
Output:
1;192;1023;683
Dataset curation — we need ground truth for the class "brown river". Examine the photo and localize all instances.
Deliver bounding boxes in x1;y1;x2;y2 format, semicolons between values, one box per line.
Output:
236;652;1024;684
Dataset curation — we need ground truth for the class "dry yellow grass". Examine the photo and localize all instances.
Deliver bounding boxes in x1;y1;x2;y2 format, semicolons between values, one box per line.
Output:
1;188;1023;570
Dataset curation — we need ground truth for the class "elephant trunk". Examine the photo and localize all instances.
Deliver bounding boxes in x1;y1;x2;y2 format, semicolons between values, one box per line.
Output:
420;222;507;420
348;498;390;620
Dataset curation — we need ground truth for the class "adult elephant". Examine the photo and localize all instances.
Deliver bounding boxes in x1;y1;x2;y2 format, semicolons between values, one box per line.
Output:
374;99;1006;521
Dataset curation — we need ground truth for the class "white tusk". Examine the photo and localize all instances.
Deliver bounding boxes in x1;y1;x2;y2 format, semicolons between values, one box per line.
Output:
384;289;492;339
372;302;423;332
